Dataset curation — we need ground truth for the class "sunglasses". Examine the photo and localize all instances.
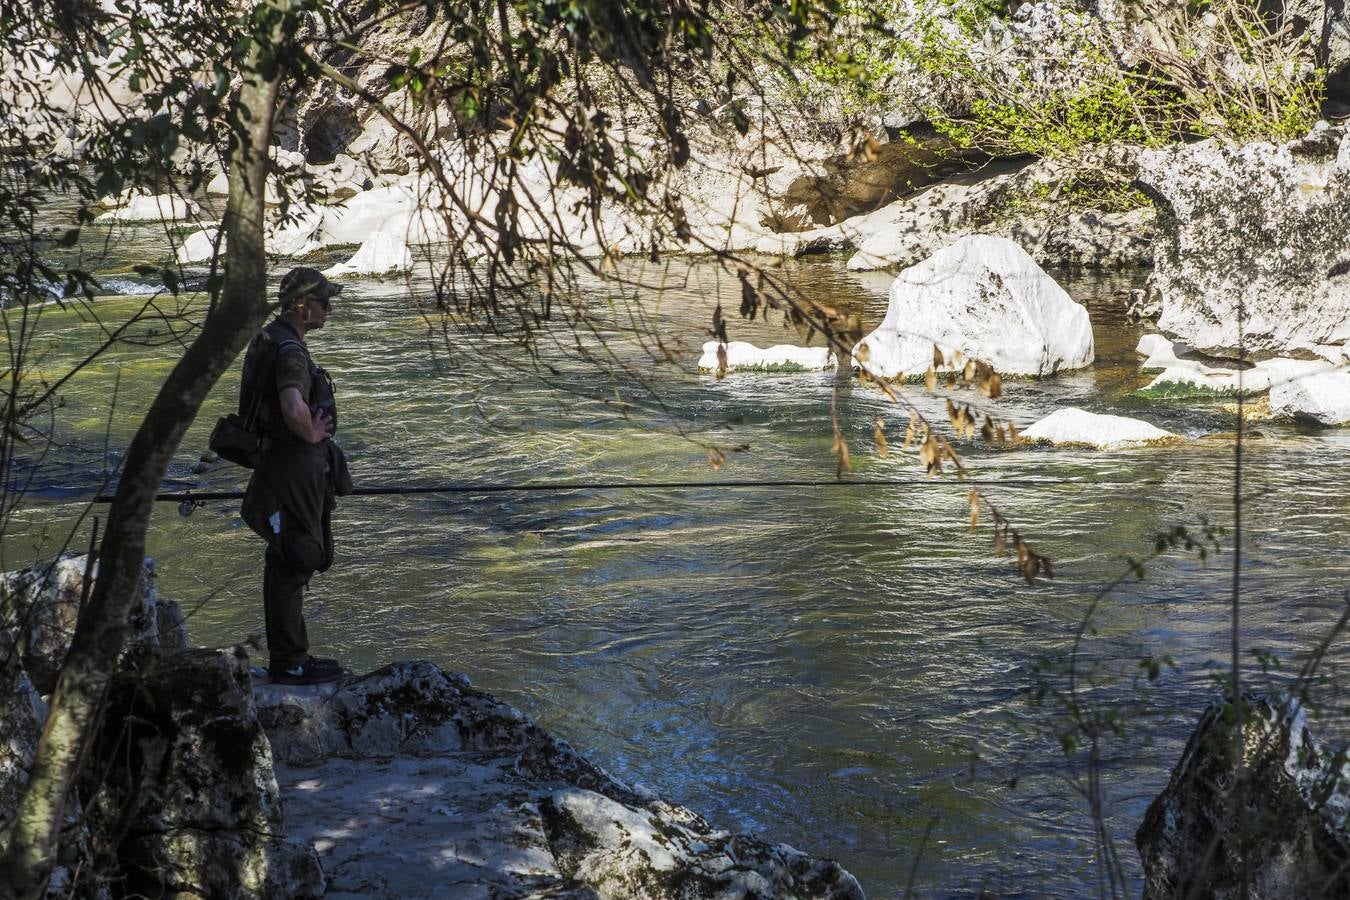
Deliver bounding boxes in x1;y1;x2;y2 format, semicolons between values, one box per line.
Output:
307;294;333;312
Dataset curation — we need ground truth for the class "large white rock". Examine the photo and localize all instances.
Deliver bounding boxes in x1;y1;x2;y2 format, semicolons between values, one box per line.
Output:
1269;370;1350;425
697;341;835;373
318;183;424;245
177;227;222;264
268;207;326;258
322;230;413;277
1021;408;1176;449
852;234;1094;378
95;193;199;223
1136;124;1350;361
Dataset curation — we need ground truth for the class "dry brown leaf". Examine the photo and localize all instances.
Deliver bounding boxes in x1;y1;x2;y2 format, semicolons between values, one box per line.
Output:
925;366;936;391
1022;553;1039;585
968;489;980;529
873;417;888;457
902;411;918;449
932;344;944;369
707;448;725;470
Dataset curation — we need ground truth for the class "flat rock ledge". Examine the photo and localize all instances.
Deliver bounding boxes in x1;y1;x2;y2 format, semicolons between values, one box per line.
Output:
256;661;865;900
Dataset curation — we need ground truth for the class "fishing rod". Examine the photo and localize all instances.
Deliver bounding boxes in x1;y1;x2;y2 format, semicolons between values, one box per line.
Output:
92;475;1166;507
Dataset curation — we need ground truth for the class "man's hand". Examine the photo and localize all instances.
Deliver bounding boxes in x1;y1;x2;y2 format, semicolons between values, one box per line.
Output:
280;387;333;444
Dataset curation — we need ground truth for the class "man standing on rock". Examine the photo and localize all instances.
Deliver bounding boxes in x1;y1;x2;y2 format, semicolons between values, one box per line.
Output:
241;267;352;685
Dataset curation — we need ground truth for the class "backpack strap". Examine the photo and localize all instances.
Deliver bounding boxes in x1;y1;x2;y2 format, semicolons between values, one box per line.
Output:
240;333;309;432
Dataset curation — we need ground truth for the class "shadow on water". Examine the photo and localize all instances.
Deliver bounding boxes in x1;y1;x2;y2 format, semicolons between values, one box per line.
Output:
9;237;1350;897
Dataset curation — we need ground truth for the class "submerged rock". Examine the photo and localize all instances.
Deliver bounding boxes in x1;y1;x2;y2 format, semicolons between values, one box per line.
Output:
1138;694;1350;899
1136;123;1350;361
1020;407;1175;449
697;341;835;373
852;234;1094;378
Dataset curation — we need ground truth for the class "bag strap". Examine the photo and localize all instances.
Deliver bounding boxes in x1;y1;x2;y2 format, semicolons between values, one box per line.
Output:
241;335;307;432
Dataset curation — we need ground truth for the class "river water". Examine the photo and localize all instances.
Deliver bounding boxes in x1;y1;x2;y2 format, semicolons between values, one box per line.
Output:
9;213;1350;897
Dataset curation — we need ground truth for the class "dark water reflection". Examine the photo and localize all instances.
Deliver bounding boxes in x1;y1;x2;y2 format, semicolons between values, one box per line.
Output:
9;230;1350;897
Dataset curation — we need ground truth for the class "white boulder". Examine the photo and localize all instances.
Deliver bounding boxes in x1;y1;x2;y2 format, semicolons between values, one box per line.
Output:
852;234;1094;378
95;193;199;223
205;170;230;196
322;230;413;278
177;228;222;265
1269;370;1350;425
698;341;835;373
1021;408;1176;449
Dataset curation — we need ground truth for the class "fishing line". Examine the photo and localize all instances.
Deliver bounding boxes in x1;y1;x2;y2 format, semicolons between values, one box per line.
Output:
87;475;1169;513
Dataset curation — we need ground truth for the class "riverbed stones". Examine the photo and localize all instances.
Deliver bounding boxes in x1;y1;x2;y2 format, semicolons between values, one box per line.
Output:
1020;407;1175;449
91;647;324;899
0;553;185;694
852;234;1094;378
697;341;835;373
1136;123;1350;361
1137;694;1350;899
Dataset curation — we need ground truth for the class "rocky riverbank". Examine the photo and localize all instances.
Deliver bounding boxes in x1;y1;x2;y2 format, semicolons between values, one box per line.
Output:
0;555;863;898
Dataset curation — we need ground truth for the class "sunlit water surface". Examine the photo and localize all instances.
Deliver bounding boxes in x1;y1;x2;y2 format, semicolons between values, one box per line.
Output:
8;213;1350;898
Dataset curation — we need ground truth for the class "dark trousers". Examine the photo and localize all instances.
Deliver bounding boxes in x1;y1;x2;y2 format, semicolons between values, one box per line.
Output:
263;546;311;669
262;490;335;669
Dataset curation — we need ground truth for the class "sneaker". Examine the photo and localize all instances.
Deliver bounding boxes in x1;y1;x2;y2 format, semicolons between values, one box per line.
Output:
269;655;344;685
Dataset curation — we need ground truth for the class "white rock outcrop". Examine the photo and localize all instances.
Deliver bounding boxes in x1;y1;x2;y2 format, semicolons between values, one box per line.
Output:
1136;124;1350;361
1020;408;1175;449
1136;337;1337;397
698;341;835;373
852;234;1094;378
95;192;199;224
1269;369;1350;425
322;230;414;277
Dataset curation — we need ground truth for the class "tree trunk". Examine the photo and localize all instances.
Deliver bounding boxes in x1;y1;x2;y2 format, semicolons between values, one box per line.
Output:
0;27;284;900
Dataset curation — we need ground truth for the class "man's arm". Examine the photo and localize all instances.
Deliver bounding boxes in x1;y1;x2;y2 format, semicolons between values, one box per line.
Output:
279;386;333;444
